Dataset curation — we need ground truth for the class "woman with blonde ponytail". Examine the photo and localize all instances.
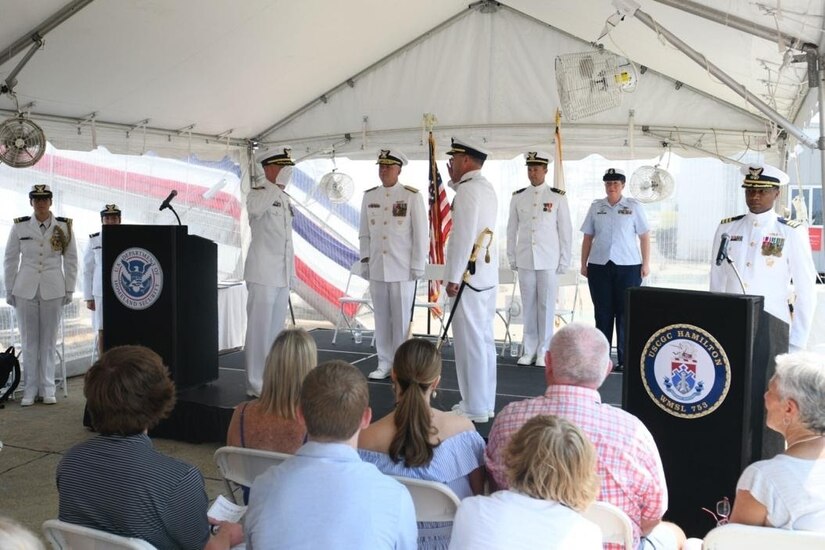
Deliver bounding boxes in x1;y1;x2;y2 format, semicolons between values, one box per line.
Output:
359;338;485;549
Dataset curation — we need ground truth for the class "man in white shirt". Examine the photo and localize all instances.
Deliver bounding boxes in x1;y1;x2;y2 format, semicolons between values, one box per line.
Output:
506;151;572;367
444;138;499;424
709;164;817;351
83;204;122;356
243;147;295;396
359;149;428;379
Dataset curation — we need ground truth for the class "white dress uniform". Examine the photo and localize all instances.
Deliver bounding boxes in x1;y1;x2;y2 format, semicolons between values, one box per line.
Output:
243;180;294;396
709;210;817;350
359;181;428;376
506;183;572;364
445;168;499;419
4;213;78;402
82;232;104;330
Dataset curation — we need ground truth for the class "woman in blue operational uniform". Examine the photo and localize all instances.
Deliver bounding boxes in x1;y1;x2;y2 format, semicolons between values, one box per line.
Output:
580;169;650;371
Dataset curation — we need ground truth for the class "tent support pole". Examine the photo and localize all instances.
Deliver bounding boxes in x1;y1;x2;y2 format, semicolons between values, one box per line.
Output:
629;8;818;150
0;0;95;70
818;64;825;272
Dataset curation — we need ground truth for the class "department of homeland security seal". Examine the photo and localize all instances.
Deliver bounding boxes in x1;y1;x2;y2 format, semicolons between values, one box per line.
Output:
641;324;731;419
111;247;163;310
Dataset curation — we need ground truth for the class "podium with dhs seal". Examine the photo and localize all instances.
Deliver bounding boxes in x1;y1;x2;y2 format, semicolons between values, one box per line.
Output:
102;225;218;390
625;287;787;537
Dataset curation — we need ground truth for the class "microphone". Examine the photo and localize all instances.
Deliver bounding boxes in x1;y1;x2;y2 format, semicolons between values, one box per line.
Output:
159;190;178;211
715;233;730;266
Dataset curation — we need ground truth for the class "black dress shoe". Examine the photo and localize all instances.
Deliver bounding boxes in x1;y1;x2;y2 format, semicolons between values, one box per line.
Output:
613;363;624;373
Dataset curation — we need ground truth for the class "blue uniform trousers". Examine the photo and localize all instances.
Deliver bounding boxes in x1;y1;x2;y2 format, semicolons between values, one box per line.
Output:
586;261;641;367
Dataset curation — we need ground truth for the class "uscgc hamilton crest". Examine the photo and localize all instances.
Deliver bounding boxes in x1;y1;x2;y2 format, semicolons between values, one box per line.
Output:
111;248;163;310
641;324;731;419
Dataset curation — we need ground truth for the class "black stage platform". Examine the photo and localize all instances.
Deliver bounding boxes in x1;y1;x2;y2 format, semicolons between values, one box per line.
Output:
151;328;624;443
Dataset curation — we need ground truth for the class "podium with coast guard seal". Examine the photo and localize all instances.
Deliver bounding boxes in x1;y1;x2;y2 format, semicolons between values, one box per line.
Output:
102;224;218;390
624;287;788;538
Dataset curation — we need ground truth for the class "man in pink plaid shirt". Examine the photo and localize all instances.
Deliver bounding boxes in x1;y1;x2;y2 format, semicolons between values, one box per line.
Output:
485;323;685;550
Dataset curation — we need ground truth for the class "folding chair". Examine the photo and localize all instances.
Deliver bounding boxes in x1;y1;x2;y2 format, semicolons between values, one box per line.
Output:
554;268;581;326
331;261;376;347
495;267;519;356
213;446;292;504
582;501;634;549
412;264;448;339
389;476;461;522
701;523;825;549
43;519;158;550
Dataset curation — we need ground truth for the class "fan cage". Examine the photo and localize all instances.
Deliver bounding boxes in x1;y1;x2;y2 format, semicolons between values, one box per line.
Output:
0;117;47;168
629;166;675;203
555;51;624;121
319;171;354;203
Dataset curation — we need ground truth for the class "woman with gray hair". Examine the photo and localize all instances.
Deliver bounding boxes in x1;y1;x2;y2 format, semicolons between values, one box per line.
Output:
730;351;825;531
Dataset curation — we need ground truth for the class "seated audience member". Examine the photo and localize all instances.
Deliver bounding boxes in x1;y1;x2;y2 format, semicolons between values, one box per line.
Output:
227;327;316;451
730;351;825;531
57;346;241;550
358;338;486;548
245;360;417;549
485;322;685;550
0;516;45;550
449;415;601;549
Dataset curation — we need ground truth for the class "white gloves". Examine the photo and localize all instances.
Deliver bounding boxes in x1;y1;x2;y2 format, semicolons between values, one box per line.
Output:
63;292;73;306
412;270;424;280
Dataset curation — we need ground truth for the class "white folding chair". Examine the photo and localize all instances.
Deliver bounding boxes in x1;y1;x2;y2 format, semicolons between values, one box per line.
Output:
43;519;158;550
582;501;634;549
390;476;461;522
495;267;519;356
412;264;448;339
555;268;581;326
213;445;292;504
331;261;376;347
702;523;825;549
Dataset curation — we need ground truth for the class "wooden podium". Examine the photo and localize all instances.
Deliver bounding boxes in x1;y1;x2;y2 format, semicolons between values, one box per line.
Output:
102;225;218;390
625;287;788;537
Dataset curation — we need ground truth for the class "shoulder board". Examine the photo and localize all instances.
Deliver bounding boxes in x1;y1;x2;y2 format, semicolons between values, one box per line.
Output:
250;186;266;190
89;232;100;238
779;217;803;228
512;187;527;196
56;216;72;223
13;216;30;223
550;187;565;195
720;214;745;224
365;185;379;193
403;185;418;193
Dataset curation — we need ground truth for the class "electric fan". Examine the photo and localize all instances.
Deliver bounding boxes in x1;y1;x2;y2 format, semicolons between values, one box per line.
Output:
555;50;637;121
0;114;46;168
320;170;354;203
629;165;675;202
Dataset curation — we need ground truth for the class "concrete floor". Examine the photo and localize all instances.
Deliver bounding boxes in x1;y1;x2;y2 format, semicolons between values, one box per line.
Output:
0;376;227;544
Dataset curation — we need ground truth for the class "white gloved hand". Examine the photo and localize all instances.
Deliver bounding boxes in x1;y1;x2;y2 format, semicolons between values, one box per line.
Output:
412;270;424;280
5;294;15;308
510;263;518;272
63;292;73;306
556;265;569;274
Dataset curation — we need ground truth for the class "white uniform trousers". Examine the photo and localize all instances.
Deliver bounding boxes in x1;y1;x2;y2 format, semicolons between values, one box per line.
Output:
244;282;290;396
518;269;559;358
370;280;415;372
452;287;497;416
16;289;63;400
92;294;103;331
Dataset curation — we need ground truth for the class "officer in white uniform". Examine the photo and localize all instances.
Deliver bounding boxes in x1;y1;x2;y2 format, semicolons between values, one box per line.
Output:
506;151;572;367
580;168;650;370
243;146;296;396
4;184;78;406
444;137;499;423
359;149;428;379
710;165;817;351
82;204;122;356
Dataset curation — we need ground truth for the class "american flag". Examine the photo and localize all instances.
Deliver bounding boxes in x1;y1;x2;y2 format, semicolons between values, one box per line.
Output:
428;131;452;314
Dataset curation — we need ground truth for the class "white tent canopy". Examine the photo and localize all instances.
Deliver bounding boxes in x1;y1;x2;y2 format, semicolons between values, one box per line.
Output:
1;0;823;163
